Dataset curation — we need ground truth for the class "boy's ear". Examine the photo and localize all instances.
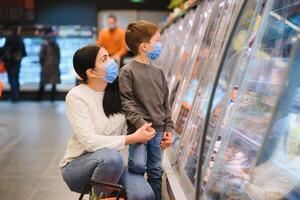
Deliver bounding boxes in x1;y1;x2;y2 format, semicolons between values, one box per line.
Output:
137;43;146;54
140;43;148;52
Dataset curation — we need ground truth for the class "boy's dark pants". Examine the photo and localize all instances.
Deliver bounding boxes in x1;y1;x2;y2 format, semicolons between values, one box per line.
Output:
128;126;164;200
6;61;21;101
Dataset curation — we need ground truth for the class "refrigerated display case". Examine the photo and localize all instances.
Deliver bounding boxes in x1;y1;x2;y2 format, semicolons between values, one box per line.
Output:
201;0;300;199
0;26;95;89
167;0;212;120
192;0;265;192
170;0;211;133
171;0;248;165
158;1;214;159
158;8;196;81
160;0;259;199
158;4;201;108
246;42;300;200
171;0;245;163
160;0;300;199
177;0;265;195
170;0;266;199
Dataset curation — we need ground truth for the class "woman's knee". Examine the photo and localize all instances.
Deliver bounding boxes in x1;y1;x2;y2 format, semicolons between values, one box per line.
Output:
121;169;155;200
95;148;124;172
128;159;147;175
61;148;124;193
61;167;88;193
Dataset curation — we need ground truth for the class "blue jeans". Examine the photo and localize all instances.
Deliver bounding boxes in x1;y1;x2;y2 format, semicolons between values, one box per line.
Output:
128;127;164;200
61;148;154;200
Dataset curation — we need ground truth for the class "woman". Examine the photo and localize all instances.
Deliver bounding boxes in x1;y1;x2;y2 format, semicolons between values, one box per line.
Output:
60;45;171;200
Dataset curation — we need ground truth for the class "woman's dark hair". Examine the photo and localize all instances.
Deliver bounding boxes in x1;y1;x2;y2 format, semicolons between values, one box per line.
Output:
103;78;123;117
73;44;122;117
73;45;100;83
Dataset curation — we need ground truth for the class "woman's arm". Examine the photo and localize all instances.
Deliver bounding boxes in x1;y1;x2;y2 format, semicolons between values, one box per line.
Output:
66;93;155;152
66;93;126;152
125;123;155;145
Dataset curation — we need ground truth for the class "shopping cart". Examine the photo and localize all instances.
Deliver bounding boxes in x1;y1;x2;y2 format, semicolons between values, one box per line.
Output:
79;180;127;200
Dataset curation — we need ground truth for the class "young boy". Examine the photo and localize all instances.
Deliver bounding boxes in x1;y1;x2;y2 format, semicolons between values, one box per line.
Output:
119;20;174;200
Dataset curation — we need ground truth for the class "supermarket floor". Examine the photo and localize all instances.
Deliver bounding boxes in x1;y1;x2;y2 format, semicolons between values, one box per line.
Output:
0;101;170;200
0;101;80;200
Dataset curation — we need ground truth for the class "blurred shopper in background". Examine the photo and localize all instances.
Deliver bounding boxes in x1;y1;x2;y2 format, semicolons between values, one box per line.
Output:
1;27;26;102
37;28;61;101
97;14;127;64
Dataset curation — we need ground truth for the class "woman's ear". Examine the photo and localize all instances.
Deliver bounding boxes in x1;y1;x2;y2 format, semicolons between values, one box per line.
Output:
86;68;96;79
86;68;105;79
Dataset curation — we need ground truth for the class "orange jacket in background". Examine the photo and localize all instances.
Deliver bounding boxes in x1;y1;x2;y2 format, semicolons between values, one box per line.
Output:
97;27;128;57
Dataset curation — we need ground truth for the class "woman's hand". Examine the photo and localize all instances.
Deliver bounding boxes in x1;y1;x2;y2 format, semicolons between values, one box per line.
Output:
125;123;155;145
160;131;173;149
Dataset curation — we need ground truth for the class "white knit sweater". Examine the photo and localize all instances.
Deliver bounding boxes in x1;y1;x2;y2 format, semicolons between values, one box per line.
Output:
60;84;126;168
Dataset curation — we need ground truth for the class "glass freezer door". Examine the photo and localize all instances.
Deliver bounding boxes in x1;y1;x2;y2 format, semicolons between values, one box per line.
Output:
172;0;243;160
160;1;215;160
165;1;211;109
246;38;300;200
203;0;300;199
198;0;265;192
163;0;247;199
159;9;196;79
174;0;245;173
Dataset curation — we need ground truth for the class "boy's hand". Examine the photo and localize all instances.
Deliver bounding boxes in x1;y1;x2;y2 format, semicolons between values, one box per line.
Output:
160;132;173;149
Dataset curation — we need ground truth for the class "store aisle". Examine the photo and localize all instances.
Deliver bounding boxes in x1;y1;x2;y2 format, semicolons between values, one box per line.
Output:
0;102;78;200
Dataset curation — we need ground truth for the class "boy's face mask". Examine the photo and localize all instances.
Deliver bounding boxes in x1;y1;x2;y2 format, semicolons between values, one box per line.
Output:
94;59;119;83
146;42;162;61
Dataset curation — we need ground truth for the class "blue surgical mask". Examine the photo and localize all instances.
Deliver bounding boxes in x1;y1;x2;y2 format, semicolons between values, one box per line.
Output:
146;42;162;61
103;59;118;83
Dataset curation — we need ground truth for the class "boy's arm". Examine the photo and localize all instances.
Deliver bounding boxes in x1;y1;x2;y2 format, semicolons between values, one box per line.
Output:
119;69;147;129
162;71;174;132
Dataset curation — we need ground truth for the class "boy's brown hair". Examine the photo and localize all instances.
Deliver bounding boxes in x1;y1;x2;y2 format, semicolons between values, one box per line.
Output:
125;20;159;55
